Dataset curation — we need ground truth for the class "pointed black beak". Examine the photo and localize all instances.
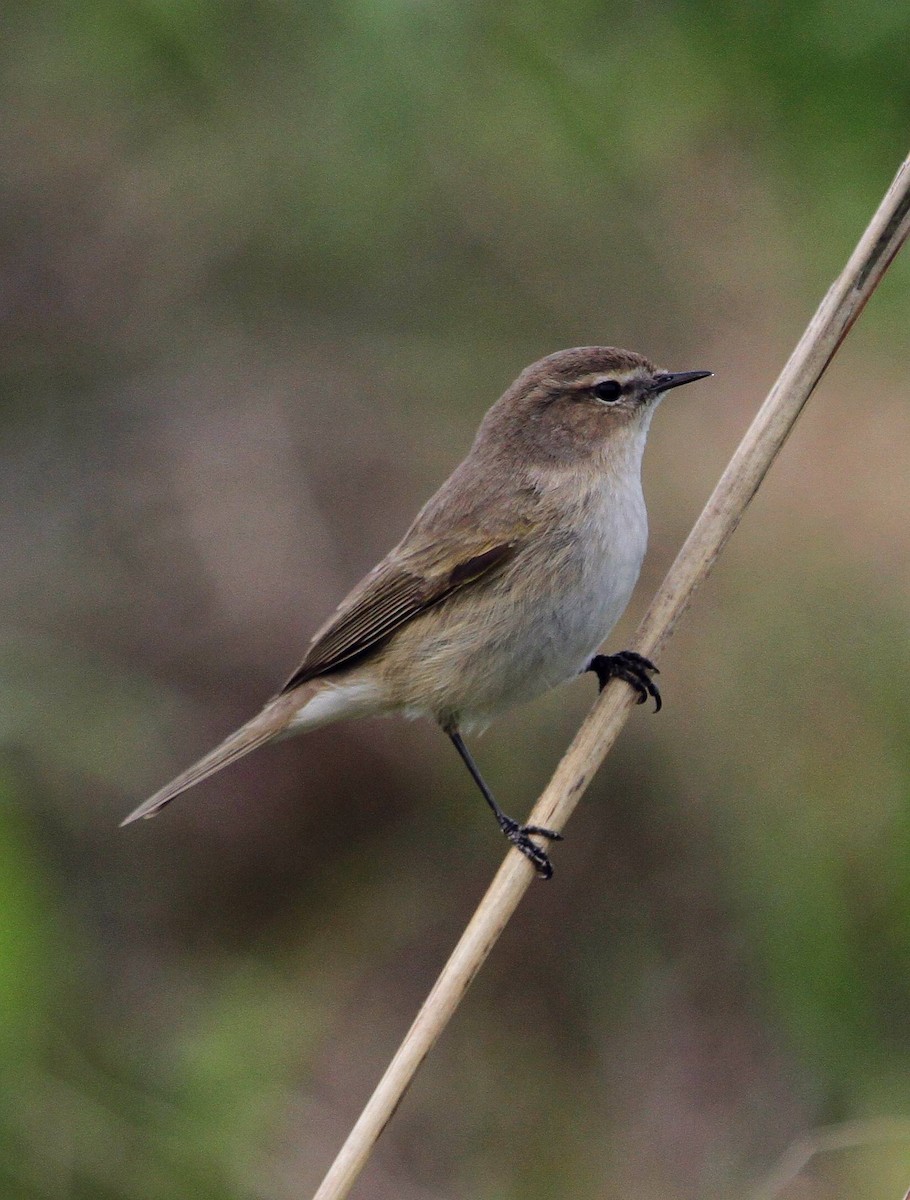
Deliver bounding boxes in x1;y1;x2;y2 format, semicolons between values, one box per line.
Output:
648;370;713;395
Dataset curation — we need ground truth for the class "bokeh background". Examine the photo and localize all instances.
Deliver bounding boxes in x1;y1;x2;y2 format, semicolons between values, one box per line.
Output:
2;3;910;1198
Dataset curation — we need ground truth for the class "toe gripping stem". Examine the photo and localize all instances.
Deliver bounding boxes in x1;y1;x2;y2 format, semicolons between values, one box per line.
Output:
448;728;562;879
587;650;662;712
498;814;563;880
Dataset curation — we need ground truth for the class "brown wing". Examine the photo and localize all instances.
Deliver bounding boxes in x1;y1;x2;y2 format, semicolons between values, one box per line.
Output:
280;539;519;692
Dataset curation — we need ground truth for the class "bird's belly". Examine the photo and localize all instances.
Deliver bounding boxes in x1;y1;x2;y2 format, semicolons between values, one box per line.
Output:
483;549;642;709
395;531;646;730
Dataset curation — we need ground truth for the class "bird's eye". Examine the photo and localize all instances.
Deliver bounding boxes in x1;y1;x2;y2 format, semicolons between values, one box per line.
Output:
592;379;622;403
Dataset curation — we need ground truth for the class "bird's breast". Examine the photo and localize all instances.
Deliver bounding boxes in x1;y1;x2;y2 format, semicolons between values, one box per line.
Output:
538;475;648;676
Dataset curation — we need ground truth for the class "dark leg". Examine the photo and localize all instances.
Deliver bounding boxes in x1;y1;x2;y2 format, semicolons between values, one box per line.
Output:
587;650;662;712
447;729;562;879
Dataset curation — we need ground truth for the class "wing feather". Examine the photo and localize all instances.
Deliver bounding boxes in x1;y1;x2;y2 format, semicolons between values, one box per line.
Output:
280;539;519;692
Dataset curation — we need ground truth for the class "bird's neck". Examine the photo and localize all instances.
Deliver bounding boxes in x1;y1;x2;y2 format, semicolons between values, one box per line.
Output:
527;413;653;496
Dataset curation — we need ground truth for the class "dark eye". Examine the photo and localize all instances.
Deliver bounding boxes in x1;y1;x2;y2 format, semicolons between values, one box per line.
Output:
592;379;622;403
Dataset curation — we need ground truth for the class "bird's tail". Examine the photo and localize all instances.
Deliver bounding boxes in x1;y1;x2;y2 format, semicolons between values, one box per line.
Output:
120;690;307;826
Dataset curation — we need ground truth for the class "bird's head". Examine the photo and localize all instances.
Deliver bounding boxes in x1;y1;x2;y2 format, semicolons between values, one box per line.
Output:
478;346;712;468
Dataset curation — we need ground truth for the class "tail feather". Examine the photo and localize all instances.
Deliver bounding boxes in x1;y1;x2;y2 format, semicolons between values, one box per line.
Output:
121;699;294;826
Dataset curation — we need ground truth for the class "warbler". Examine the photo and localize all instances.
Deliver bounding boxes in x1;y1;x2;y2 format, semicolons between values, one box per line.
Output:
123;347;711;876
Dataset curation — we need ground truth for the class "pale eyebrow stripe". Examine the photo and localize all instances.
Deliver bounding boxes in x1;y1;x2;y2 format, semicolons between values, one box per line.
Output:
539;370;640;395
568;371;639;390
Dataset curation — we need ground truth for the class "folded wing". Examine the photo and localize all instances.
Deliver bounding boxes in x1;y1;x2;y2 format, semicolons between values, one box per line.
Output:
281;539;519;692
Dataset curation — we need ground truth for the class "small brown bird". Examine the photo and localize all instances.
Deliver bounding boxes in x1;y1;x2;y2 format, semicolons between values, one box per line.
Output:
123;347;711;876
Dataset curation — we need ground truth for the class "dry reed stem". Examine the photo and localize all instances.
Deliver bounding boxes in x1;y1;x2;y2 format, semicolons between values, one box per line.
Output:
313;151;910;1200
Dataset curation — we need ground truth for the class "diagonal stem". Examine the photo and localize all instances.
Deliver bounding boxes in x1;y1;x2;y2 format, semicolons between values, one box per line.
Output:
312;150;910;1200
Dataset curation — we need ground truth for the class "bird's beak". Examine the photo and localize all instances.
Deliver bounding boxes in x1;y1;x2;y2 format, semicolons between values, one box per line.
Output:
648;370;713;395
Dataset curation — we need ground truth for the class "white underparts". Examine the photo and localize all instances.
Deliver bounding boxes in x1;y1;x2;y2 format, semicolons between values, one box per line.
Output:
285;679;385;733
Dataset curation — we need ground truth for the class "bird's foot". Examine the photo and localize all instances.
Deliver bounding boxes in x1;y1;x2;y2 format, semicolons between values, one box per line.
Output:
498;815;563;880
587;650;662;712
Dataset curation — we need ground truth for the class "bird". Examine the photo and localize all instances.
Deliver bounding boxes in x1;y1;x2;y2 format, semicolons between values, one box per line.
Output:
122;347;712;877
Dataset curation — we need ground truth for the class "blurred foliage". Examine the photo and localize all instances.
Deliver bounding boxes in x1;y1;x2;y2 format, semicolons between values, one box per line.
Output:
1;1;910;1198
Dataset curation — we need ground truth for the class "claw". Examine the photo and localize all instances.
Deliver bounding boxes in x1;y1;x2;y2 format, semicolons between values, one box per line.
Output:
499;816;562;878
587;651;662;712
522;825;564;841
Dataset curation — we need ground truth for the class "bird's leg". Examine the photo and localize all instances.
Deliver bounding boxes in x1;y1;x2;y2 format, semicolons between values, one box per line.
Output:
446;729;562;879
586;650;662;712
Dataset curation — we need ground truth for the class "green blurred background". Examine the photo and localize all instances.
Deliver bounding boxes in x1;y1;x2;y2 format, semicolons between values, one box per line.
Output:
2;2;910;1197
